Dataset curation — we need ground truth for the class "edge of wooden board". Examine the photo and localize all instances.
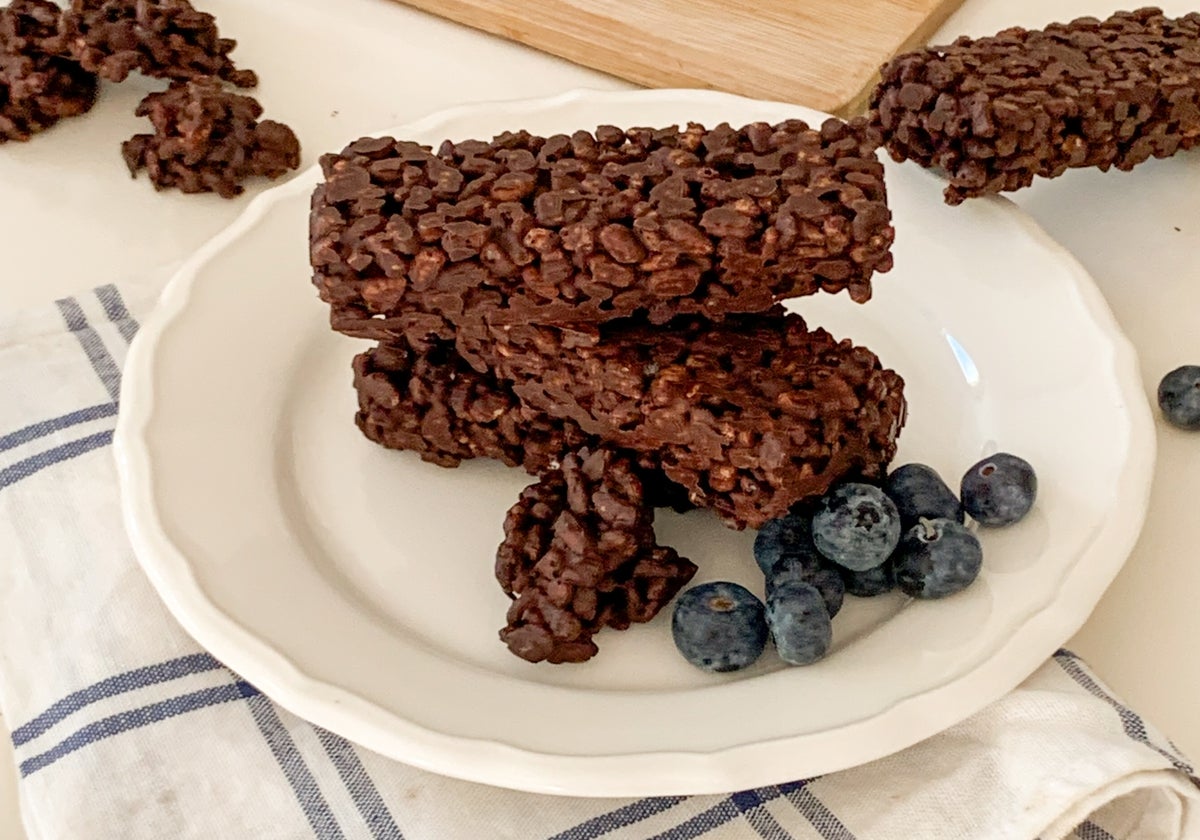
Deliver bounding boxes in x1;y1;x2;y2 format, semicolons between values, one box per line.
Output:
390;0;967;117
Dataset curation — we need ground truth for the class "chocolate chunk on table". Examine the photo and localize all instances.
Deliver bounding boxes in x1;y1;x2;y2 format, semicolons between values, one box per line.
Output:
872;8;1200;204
58;0;257;87
0;0;97;143
122;79;300;198
496;447;696;664
310;118;895;358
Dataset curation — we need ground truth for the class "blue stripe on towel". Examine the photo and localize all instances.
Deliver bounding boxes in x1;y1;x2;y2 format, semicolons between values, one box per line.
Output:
734;787;792;840
245;694;347;840
784;786;857;840
315;728;406;840
547;797;687;840
55;297;121;401
11;653;224;747
20;681;261;776
0;431;113;491
1055;651;1194;775
645;796;742;840
1075;819;1117;840
642;785;813;840
94;284;139;344
0;403;117;455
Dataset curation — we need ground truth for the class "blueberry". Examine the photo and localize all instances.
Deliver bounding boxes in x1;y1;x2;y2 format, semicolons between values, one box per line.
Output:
1158;365;1200;430
671;582;768;672
960;453;1037;526
812;483;901;571
884;463;963;530
766;581;833;666
839;561;896;597
753;512;819;575
766;556;844;617
893;518;983;599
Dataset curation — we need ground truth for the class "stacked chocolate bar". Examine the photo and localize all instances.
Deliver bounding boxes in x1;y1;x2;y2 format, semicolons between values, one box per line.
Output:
311;118;906;662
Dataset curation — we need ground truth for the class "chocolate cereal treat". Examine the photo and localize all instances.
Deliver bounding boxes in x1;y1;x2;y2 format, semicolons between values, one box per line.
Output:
0;0;98;143
352;344;694;510
58;0;257;87
481;309;906;529
496;447;696;664
310;119;895;359
872;8;1200;204
122;78;300;198
354;307;905;530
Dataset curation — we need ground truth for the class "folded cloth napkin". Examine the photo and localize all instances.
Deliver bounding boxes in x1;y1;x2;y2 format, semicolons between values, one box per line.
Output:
0;280;1197;840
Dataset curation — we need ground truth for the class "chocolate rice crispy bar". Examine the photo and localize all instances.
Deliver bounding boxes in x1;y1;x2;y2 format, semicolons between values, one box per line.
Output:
872;7;1200;204
495;447;696;664
0;0;97;143
490;309;906;528
310;119;895;365
58;0;257;87
353;307;906;530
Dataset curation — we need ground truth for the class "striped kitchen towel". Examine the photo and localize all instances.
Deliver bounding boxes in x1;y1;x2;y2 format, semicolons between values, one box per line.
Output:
0;280;1198;840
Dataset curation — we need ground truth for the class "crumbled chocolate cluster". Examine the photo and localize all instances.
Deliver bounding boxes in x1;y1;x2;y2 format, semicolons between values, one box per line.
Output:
1;0;299;196
495;448;696;664
872;7;1200;204
122;78;299;198
0;0;97;143
58;0;256;87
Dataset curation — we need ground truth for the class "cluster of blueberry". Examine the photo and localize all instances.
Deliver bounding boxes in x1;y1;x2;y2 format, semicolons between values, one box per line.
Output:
671;454;1037;673
1159;366;1200;430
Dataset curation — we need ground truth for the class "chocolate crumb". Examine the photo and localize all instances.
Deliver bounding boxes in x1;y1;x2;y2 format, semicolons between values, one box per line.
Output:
496;447;696;664
0;0;98;143
59;0;257;87
122;78;299;198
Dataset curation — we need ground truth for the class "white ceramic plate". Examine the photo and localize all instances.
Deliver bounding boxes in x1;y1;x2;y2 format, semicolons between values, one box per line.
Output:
114;88;1155;797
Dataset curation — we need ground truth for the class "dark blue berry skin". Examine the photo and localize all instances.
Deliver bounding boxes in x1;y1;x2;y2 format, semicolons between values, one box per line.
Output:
672;582;768;673
884;463;963;531
753;512;820;575
767;581;833;666
1158;365;1200;430
893;519;983;599
766;557;844;617
839;561;896;597
812;483;901;571
960;453;1037;526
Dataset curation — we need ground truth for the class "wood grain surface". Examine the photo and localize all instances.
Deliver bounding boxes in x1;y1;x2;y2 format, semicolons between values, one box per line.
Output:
392;0;966;116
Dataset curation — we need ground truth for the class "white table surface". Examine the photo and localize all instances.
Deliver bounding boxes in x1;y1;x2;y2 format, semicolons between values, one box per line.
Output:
2;0;1198;835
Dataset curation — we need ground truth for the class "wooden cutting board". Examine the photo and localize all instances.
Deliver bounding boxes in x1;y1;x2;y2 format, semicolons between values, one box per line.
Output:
392;0;966;117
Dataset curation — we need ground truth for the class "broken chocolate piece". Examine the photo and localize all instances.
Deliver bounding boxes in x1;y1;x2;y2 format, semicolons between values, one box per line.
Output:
59;0;257;87
0;0;98;143
496;447;696;664
122;78;299;198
